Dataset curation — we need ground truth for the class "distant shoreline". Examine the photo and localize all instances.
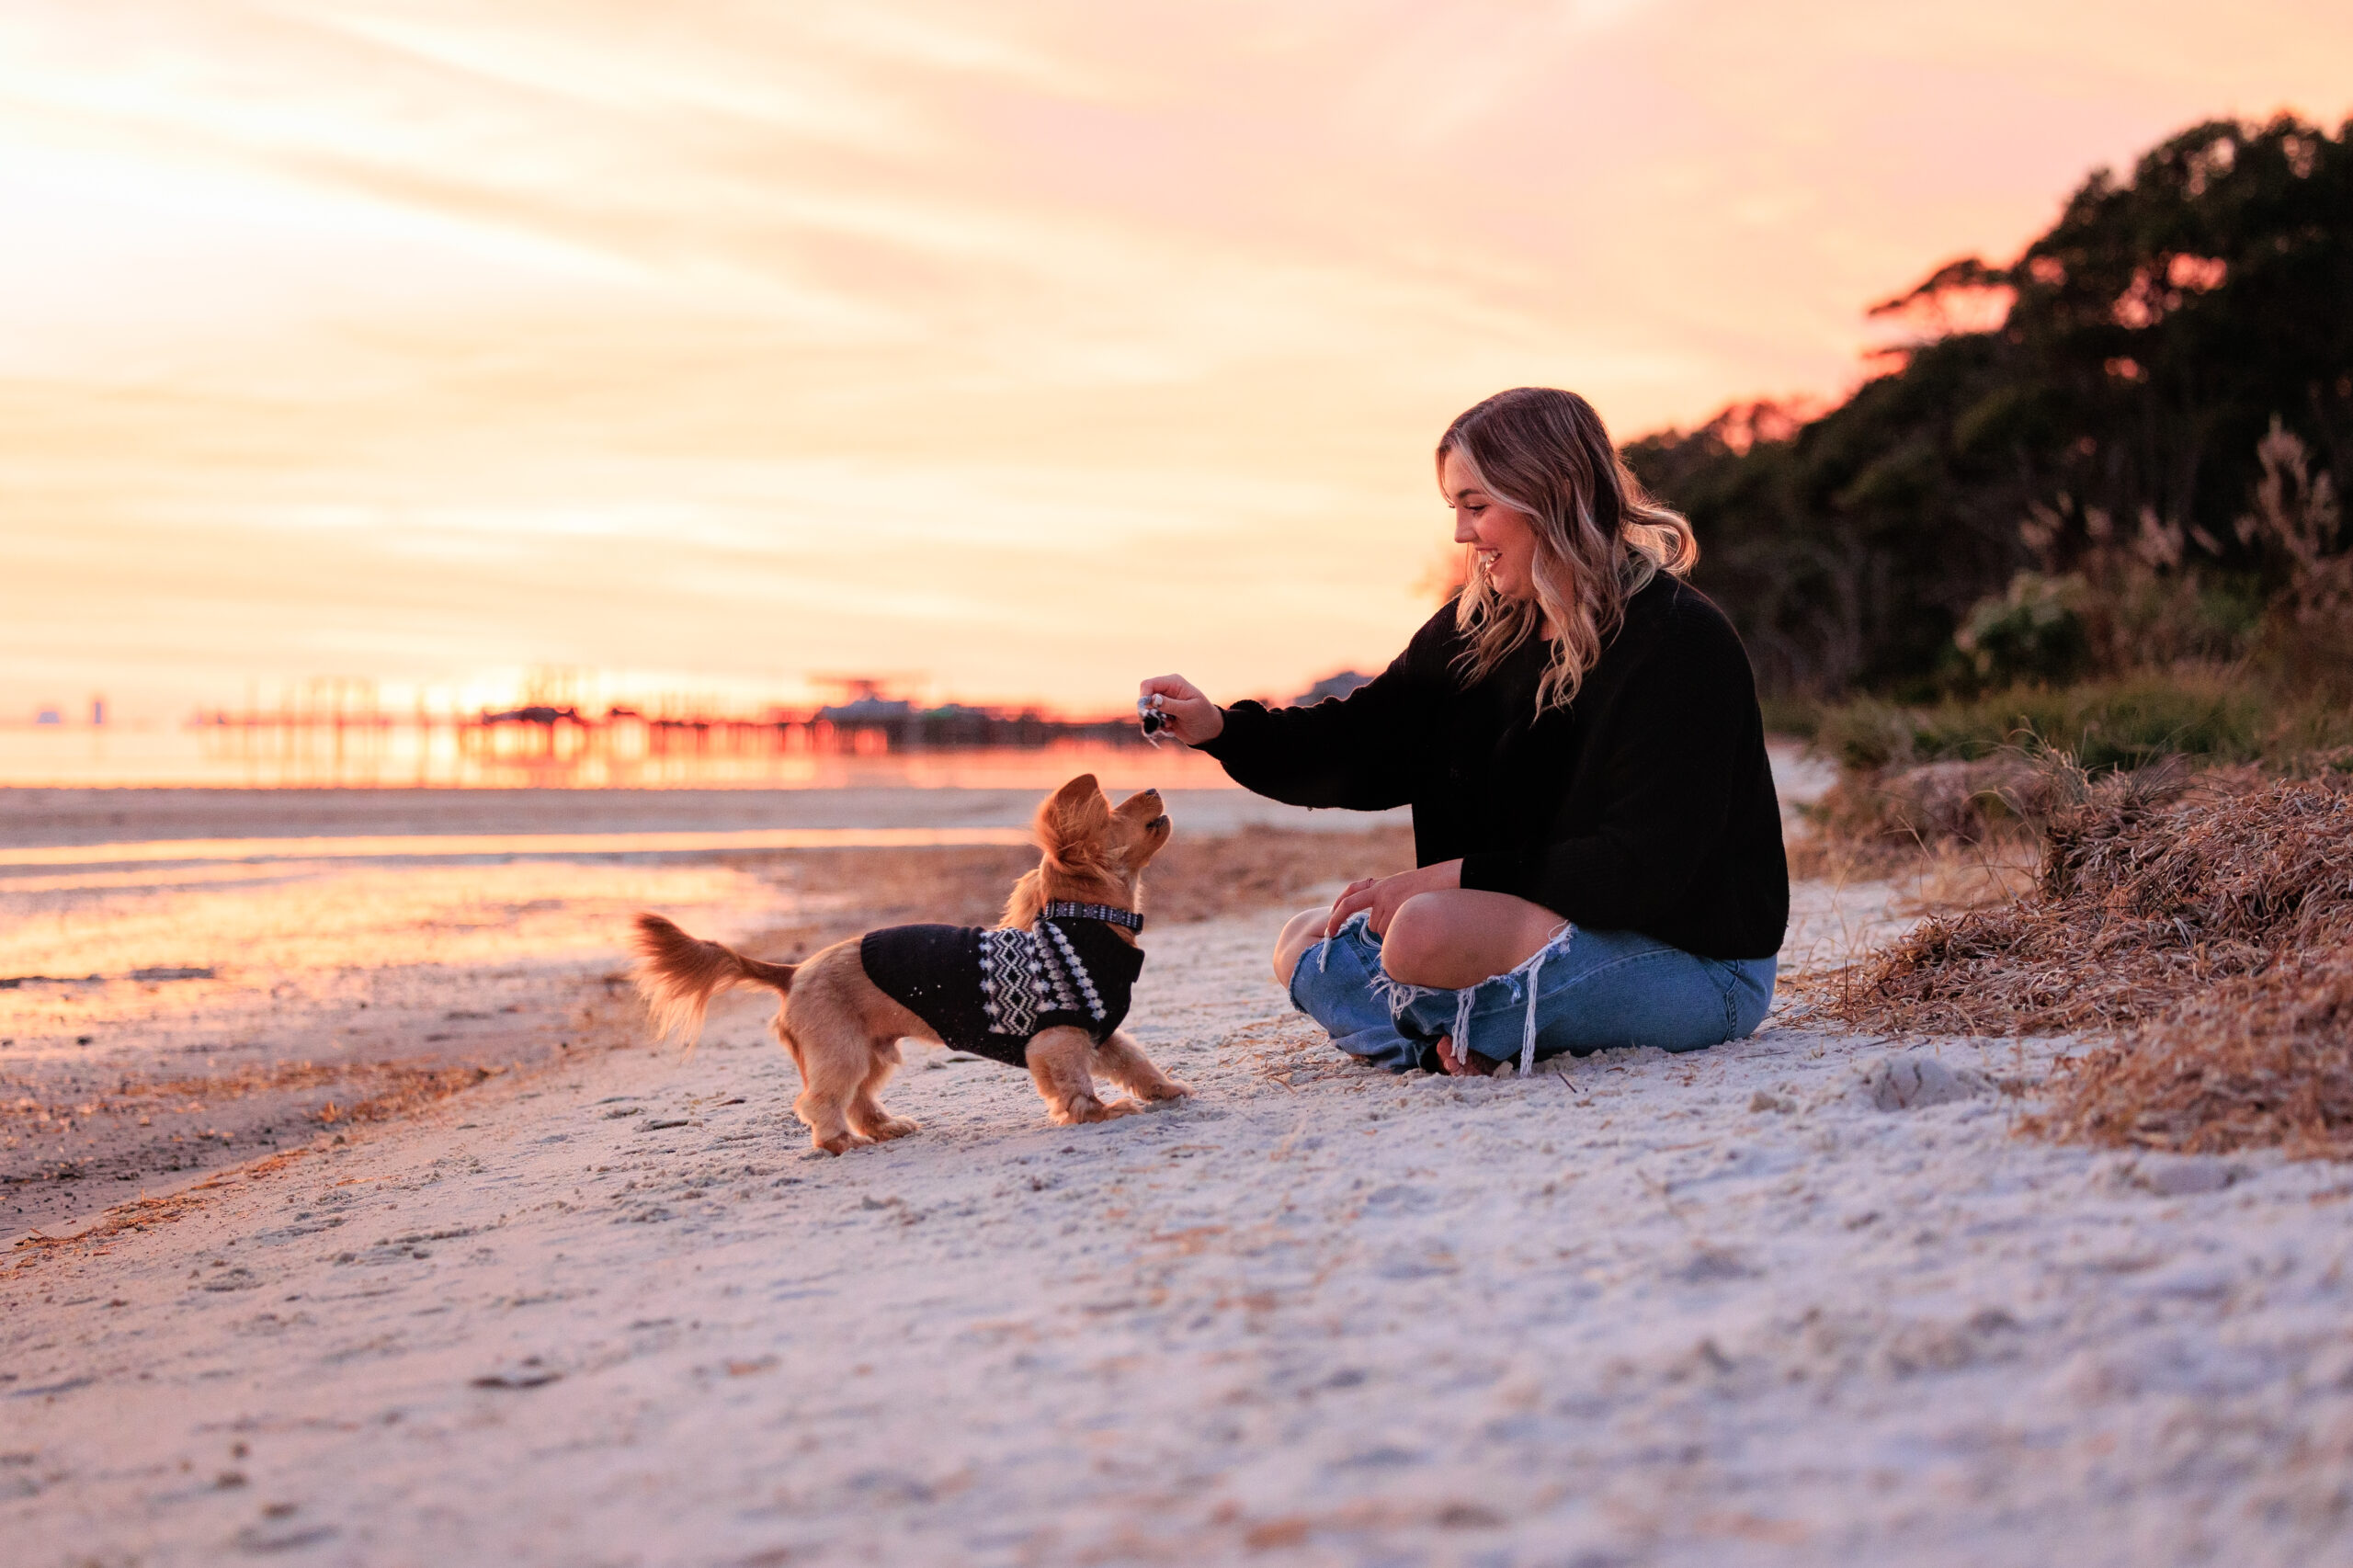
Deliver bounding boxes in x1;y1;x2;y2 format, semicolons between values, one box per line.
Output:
0;784;1404;853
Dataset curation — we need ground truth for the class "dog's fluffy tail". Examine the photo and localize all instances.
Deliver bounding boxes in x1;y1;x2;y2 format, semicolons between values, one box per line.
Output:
630;912;799;1049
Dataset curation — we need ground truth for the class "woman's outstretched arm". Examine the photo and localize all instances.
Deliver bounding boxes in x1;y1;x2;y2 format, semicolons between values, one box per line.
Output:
1141;608;1451;812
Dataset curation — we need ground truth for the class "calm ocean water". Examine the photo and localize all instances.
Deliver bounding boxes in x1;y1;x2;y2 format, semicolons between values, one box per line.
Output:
0;722;1234;792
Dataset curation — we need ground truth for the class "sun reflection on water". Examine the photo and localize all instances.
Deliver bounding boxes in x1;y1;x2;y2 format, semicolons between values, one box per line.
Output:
0;858;790;982
0;728;1233;791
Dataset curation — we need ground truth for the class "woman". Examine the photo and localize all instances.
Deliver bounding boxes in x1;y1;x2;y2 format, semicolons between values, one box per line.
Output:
1140;387;1787;1077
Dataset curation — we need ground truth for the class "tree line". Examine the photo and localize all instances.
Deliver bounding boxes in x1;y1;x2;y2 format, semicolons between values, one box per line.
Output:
1626;114;2351;699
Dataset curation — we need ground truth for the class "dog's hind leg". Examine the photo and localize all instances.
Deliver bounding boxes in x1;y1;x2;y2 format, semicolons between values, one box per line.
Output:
1092;1029;1190;1104
846;1040;920;1142
790;1025;877;1155
1028;1026;1141;1126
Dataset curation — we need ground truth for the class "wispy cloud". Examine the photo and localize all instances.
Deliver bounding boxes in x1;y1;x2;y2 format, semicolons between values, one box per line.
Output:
1;0;2347;712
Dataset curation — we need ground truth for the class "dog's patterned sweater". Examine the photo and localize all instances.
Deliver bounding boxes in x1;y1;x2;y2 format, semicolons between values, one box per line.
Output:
858;915;1145;1067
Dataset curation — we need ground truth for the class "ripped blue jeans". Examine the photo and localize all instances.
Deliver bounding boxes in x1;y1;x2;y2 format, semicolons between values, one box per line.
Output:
1288;912;1776;1075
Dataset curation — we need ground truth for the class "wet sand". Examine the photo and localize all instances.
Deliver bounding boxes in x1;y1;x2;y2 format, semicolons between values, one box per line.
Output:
0;856;750;1235
0;799;1412;1236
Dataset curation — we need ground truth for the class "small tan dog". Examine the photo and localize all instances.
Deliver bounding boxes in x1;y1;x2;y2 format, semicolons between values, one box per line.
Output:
631;775;1189;1153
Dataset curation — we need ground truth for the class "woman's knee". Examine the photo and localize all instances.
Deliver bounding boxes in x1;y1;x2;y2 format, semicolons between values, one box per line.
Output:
1381;891;1560;990
1378;893;1456;987
1270;906;1327;987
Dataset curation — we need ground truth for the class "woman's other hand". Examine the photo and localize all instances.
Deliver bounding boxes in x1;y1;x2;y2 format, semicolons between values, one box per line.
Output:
1137;675;1224;745
1324;859;1462;937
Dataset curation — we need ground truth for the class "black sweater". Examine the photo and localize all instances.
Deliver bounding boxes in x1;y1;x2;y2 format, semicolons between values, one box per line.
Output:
859;917;1144;1067
1199;575;1789;960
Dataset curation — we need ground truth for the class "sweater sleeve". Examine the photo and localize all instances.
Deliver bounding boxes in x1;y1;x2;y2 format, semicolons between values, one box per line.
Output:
1195;608;1451;812
1457;604;1759;928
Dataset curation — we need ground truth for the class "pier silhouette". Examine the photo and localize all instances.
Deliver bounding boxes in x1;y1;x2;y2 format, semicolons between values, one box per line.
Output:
188;675;1154;789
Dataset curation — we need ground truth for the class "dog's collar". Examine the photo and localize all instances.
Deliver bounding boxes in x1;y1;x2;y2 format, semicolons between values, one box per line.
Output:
1041;901;1143;933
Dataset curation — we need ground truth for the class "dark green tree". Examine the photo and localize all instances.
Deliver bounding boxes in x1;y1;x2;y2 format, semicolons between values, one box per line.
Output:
1627;114;2353;697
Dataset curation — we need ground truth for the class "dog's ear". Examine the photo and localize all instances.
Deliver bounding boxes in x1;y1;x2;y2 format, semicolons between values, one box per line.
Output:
1035;773;1112;869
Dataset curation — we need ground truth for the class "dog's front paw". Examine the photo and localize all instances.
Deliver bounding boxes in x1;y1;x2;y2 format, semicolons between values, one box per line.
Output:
861;1116;921;1142
814;1131;875;1155
1050;1094;1142;1125
1138;1079;1191;1102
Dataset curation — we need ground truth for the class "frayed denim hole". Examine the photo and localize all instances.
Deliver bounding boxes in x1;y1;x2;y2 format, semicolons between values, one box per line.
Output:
1450;987;1476;1057
1314;908;1376;977
1454;923;1571;1075
1517;946;1552;1076
1403;922;1578;1073
1368;967;1448;1022
1366;920;1461;1025
1502;924;1572;1076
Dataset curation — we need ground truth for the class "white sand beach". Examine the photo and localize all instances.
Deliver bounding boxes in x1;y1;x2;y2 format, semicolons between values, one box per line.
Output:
8;874;2352;1566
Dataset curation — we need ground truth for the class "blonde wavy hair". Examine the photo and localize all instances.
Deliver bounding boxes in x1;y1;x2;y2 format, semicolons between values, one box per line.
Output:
1438;387;1698;714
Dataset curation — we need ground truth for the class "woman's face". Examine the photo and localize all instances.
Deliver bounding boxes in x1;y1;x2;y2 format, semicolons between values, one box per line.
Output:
1441;447;1540;600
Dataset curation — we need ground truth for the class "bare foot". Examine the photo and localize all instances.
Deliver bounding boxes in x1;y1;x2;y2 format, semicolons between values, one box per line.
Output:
1434;1035;1503;1077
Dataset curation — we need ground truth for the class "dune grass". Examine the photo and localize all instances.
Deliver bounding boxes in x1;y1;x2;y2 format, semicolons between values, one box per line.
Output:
1824;762;2353;1157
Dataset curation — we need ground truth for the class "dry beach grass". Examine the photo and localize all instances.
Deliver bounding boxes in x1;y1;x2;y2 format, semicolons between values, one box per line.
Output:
1828;761;2353;1156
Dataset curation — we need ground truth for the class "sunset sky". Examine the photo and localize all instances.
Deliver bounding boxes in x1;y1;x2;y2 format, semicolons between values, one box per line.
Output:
4;0;2348;719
